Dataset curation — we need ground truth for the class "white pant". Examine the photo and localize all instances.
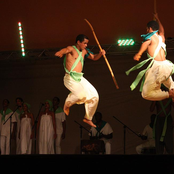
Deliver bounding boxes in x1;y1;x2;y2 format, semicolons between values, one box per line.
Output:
55;133;62;154
64;74;99;120
142;60;174;101
105;142;111;154
136;140;155;154
1;135;10;155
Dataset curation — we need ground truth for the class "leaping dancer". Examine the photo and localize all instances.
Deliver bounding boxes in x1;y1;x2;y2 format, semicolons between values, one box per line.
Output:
126;13;174;101
55;34;105;127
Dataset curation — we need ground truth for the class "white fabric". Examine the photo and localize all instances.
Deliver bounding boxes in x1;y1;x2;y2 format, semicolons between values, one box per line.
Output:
14;111;21;154
55;133;62;154
39;113;54;154
0;112;16;136
55;111;65;154
64;73;99;120
142;60;174;101
0;111;16;155
55;112;65;134
20;115;32;154
90;123;113;154
1;135;10;155
136;125;155;154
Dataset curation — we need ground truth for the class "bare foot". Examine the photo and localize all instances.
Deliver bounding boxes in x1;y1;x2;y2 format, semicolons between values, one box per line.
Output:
83;118;96;128
64;105;70;116
169;89;174;102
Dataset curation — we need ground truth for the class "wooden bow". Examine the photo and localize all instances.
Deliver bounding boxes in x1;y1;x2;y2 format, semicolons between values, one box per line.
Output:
84;19;119;89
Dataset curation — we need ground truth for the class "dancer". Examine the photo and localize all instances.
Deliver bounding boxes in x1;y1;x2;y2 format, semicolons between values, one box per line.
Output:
19;103;34;154
55;34;105;127
126;13;174;101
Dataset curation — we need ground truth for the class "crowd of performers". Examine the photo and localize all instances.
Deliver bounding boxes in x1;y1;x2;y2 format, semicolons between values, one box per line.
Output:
0;98;113;155
1;13;174;155
0;97;66;154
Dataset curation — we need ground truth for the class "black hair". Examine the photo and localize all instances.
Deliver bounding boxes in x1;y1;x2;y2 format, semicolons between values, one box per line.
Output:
53;97;60;103
3;99;10;104
75;34;89;43
94;111;102;118
16;97;24;103
147;21;159;31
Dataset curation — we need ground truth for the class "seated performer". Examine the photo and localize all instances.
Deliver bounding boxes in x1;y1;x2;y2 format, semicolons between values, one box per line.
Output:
89;112;113;154
37;100;56;154
55;34;106;127
126;13;174;101
19;103;34;154
136;114;156;154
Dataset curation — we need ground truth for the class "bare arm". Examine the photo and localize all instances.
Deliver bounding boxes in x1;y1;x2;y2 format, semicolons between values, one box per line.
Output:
134;40;151;61
87;49;106;61
55;46;73;58
154;13;165;41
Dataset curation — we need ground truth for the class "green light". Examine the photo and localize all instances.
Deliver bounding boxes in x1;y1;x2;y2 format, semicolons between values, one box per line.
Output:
18;22;25;57
117;39;135;46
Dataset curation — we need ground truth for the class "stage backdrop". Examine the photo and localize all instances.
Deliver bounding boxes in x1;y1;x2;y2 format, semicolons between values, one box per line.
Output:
0;51;174;154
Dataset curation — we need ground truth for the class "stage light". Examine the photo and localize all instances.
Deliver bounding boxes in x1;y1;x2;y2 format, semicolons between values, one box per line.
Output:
117;39;135;46
18;22;25;57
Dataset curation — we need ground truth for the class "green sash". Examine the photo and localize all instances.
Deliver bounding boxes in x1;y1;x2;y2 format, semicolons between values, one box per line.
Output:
95;121;107;137
55;106;63;114
64;45;84;82
0;108;13;121
16;108;24;119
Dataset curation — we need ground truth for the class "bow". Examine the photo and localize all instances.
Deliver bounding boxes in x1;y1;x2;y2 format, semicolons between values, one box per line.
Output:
84;19;119;89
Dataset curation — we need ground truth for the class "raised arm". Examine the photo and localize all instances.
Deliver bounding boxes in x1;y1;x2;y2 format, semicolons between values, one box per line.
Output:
55;46;73;58
154;13;165;41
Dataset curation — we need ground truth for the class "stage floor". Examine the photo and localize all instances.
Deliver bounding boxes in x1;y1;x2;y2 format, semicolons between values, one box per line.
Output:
1;154;174;172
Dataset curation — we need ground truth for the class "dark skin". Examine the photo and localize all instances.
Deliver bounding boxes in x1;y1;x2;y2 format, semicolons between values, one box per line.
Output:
36;101;57;139
90;113;113;140
52;97;66;140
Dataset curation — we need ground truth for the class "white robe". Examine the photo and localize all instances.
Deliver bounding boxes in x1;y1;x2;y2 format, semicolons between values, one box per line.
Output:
20;115;32;154
39;113;54;154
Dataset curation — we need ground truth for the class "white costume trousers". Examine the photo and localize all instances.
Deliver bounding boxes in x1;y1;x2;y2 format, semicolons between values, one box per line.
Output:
1;135;10;155
20;117;32;154
142;60;174;101
64;74;99;120
55;133;62;154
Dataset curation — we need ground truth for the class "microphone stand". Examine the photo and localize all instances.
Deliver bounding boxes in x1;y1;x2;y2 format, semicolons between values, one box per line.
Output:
113;116;140;154
3;106;19;154
32;103;44;154
74;120;91;154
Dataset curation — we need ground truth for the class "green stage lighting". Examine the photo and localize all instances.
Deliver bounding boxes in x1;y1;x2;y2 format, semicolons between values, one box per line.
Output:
117;39;135;46
18;22;25;57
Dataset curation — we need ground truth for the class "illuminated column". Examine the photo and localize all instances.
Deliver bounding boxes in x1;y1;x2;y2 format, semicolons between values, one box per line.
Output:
18;22;25;57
